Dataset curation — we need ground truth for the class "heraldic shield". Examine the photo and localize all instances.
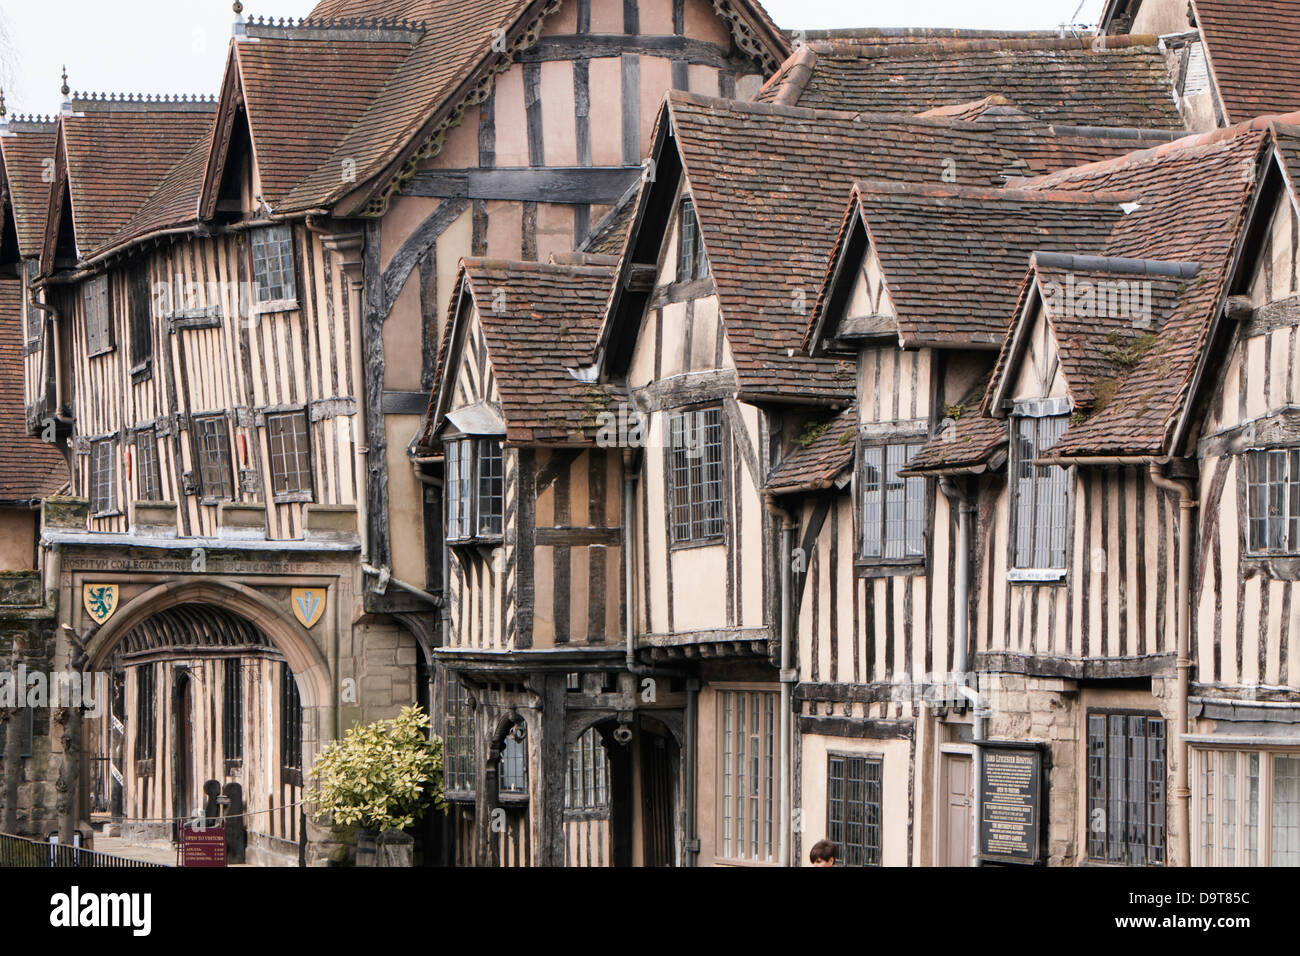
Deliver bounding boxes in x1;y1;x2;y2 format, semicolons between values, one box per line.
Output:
291;588;326;629
83;584;119;625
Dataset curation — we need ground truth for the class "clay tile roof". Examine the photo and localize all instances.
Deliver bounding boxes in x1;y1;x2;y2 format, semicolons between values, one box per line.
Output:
0;280;68;499
234;30;421;212
60;100;216;259
767;405;857;495
429;259;618;446
1194;0;1300;124
0;120;57;259
1271;121;1300;195
756;34;1184;130
845;181;1131;348
664;92;1170;403
902;413;1007;476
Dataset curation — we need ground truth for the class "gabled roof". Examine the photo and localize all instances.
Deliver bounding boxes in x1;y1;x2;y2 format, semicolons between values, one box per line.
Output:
601;92;1184;406
421;258;617;448
808;181;1132;353
0;118;57;260
766;405;856;496
0;280;67;500
756;34;1184;130
44;96;216;266
1192;0;1300;124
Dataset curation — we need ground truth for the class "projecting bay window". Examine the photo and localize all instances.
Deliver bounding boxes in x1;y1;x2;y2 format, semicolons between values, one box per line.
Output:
444;673;476;796
719;689;777;864
280;663;303;787
191;414;235;502
135;427;161;502
669;406;726;546
1245;448;1300;554
83;274;112;357
445;436;504;544
859;441;925;565
677;198;708;283
1011;412;1069;576
1086;712;1166;865
827;753;883;867
89;438;116;516
251;224;297;306
266;410;312;501
1197;748;1300;866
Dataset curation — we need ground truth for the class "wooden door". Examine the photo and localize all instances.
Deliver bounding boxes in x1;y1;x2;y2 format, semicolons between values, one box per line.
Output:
640;728;676;867
942;753;972;867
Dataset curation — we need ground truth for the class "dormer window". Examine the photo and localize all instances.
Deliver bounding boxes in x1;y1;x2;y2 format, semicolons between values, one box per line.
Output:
1010;412;1069;573
677;199;708;283
251;224;296;304
446;436;504;543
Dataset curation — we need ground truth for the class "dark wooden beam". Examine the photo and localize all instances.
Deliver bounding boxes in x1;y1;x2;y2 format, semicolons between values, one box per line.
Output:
403;166;642;205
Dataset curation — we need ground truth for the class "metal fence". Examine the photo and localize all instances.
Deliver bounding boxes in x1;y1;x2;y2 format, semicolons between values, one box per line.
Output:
0;832;169;868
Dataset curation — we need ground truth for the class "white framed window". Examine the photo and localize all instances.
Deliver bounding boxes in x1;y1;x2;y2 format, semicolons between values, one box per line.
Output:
860;442;925;561
445;436;504;543
669;406;725;545
251;224;296;303
1245;448;1300;554
1196;747;1300;866
1011;413;1069;571
718;688;777;864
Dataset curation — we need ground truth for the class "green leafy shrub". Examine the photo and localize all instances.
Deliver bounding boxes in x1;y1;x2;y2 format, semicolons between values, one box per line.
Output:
309;705;446;832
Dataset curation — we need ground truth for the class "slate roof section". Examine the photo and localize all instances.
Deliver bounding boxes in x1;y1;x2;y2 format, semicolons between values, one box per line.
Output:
756;35;1184;130
840;181;1132;348
424;259;618;446
1194;0;1300;123
0;120;57;259
0;280;68;499
766;405;857;495
58;99;216;259
658;92;1175;403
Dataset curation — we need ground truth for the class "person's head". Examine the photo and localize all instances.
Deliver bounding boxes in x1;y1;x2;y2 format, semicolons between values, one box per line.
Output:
809;839;838;866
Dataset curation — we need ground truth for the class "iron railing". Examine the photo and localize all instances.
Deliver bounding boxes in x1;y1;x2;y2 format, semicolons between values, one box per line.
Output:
0;832;169;868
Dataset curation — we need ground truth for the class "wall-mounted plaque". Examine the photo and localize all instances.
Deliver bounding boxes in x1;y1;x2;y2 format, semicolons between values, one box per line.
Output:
978;742;1044;865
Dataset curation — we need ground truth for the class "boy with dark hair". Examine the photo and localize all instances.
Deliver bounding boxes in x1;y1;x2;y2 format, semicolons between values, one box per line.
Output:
809;839;838;866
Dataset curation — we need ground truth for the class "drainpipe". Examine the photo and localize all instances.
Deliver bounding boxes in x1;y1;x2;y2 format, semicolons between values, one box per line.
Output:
1149;462;1196;868
764;493;798;867
361;564;442;607
939;476;980;866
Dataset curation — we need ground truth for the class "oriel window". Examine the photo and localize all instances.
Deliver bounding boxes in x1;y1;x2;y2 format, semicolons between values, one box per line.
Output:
83;273;112;356
1012;414;1069;570
860;442;925;561
445;436;504;543
90;438;116;516
135;427;162;502
192;414;235;501
670;406;725;545
267;410;312;498
677;198;708;283
251;224;297;304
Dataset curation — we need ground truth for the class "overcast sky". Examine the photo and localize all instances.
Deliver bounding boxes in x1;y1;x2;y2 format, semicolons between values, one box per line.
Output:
0;0;1105;118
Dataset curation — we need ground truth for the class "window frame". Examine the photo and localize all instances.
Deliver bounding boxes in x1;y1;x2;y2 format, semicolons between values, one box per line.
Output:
1194;745;1300;867
134;426;162;503
1085;709;1166;866
444;673;476;798
126;259;153;375
444;435;504;546
499;727;528;801
250;224;298;307
717;687;778;865
1009;409;1071;578
280;662;303;787
265;409;313;502
857;437;927;570
89;438;117;517
190;413;236;503
23;260;41;352
667;405;727;548
566;726;612;812
1244;447;1300;556
134;664;156;770
222;657;243;771
676;198;708;284
827;751;883;867
83;273;113;358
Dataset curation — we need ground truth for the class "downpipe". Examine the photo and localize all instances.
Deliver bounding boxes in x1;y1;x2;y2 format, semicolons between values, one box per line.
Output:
764;493;797;867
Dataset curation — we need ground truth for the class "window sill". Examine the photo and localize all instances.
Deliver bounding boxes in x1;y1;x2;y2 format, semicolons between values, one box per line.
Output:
669;535;726;552
90;510;124;520
449;535;504;549
272;491;314;505
498;791;529;805
88;347;116;360
856;557;926;578
1007;568;1067;584
130;360;153;384
252;298;300;317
